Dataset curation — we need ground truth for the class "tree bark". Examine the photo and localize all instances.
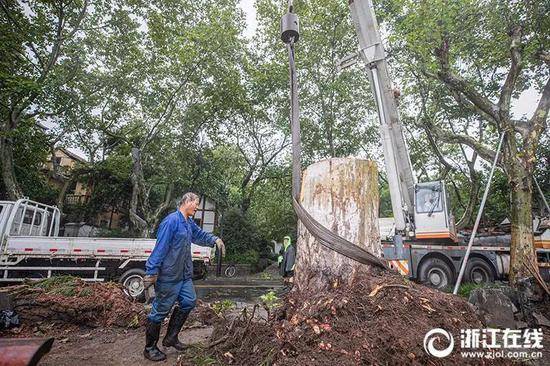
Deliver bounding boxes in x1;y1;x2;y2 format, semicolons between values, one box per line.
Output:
456;174;481;230
56;169;83;217
129;147;148;237
294;158;381;292
0;135;23;200
507;159;538;283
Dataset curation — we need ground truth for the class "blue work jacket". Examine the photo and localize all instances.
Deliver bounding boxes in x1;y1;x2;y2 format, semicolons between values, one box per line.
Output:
145;210;218;282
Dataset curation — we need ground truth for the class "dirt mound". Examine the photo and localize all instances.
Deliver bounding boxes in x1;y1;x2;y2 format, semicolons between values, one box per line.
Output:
3;276;146;328
198;270;508;365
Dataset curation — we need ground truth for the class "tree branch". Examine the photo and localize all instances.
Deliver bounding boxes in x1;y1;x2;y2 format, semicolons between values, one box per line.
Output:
498;26;522;120
432;38;500;123
525;77;550;156
424;119;497;163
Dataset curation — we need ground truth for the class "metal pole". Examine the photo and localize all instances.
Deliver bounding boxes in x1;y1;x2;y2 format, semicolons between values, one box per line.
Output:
534;177;550;215
17;201;29;235
29;203;38;235
453;133;505;295
216;216;223;277
288;39;301;199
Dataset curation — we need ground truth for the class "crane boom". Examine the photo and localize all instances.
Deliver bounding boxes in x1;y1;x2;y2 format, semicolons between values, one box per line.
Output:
348;0;416;233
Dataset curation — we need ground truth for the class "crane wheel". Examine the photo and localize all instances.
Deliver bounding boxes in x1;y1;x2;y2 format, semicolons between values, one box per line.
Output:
419;257;454;290
464;258;495;285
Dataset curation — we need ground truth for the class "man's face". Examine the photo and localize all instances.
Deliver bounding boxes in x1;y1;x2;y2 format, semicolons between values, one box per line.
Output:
182;199;199;217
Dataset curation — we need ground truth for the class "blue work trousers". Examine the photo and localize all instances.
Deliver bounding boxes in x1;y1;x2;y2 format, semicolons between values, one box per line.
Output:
147;278;196;324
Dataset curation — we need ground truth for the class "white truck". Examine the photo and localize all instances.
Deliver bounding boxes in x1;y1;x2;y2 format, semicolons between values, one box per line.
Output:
0;198;213;299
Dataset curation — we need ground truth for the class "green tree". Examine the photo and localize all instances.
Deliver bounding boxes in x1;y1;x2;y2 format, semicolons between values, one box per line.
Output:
0;119;56;203
1;0;91;200
56;0;247;236
255;0;379;162
383;0;549;283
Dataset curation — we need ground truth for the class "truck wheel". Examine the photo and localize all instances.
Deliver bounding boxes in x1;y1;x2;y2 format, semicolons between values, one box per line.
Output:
419;257;454;290
120;268;146;302
465;258;495;284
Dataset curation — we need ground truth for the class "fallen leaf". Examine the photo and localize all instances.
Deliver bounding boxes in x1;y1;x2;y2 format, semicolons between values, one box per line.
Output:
313;325;321;334
324;298;334;306
320;323;332;331
369;285;384;297
407;352;415;360
223;352;234;359
421;303;435;312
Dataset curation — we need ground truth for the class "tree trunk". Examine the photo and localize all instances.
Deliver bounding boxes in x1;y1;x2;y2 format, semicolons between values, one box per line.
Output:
56;170;81;217
0;135;22;200
129;147;148;237
508;162;538;284
149;182;174;233
456;174;481;230
294;158;381;292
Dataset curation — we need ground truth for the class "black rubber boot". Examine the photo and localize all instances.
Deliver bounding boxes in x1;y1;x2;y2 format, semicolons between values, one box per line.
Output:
144;320;167;361
162;307;190;351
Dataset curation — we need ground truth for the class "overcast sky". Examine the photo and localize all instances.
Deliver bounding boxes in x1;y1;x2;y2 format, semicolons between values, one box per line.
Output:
239;0;258;38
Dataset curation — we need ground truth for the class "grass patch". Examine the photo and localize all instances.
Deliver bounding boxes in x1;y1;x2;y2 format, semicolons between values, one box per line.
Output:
183;345;218;366
32;275;80;296
456;282;487;298
259;272;272;280
78;287;93;297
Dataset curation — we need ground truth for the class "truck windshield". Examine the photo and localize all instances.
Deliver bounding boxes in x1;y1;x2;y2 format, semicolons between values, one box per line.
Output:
416;183;443;214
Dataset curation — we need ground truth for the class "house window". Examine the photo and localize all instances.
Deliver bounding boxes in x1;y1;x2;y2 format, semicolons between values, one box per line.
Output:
69;180;78;193
55;157;62;165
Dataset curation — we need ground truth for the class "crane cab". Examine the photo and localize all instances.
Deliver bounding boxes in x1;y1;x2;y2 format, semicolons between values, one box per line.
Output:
413;181;457;242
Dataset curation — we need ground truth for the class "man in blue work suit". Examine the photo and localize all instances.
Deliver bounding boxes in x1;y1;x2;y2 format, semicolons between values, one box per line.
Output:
142;192;226;361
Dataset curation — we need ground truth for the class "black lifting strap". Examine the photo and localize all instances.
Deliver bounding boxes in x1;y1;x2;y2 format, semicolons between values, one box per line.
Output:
286;34;387;270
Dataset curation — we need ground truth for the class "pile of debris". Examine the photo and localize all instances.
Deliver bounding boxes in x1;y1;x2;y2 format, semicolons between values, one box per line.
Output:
1;276;146;329
195;269;513;365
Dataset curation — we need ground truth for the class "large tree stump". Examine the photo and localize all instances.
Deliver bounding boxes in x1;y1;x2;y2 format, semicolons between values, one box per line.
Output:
294;158;381;292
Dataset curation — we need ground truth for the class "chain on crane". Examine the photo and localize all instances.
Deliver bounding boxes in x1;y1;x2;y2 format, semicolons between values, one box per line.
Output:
280;3;386;269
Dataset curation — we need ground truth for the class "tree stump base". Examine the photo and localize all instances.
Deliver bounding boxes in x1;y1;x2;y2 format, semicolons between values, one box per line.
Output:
294;158;381;292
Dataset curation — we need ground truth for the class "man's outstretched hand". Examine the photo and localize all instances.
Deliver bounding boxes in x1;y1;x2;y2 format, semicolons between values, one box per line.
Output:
215;238;226;257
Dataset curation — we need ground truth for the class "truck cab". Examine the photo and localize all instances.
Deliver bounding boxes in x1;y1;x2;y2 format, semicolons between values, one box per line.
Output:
0;200;60;246
414;181;457;242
